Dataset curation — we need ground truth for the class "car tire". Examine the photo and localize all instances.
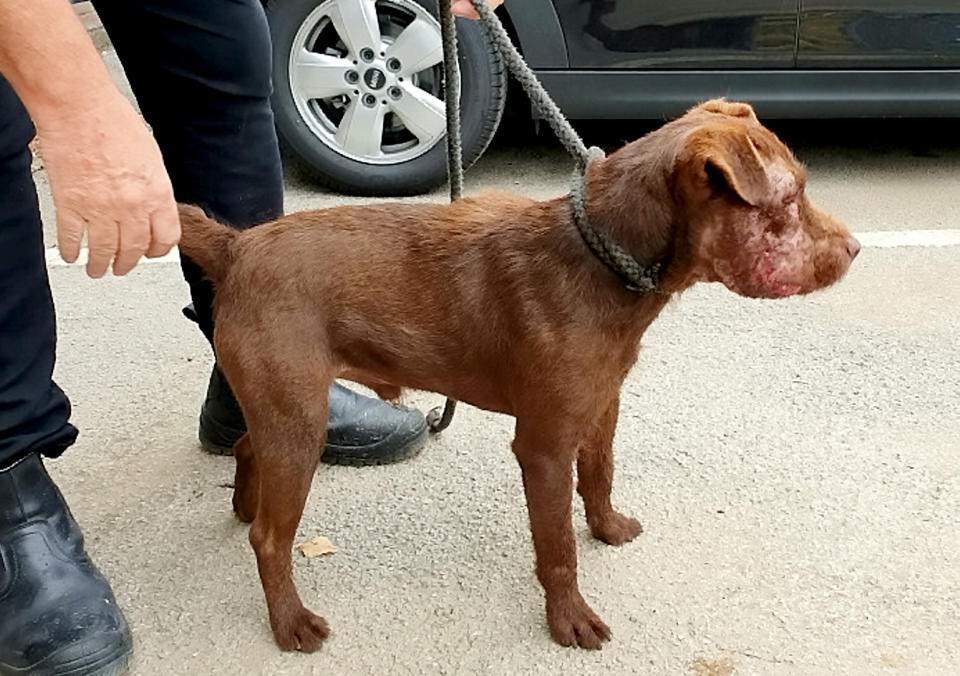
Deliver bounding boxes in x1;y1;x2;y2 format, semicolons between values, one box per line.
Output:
266;0;506;196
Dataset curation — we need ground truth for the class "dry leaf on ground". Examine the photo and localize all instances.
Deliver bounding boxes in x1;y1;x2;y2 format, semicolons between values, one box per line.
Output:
296;536;338;558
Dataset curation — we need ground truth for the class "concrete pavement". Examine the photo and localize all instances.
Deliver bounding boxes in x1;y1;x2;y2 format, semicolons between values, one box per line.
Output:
26;10;960;675
43;240;959;675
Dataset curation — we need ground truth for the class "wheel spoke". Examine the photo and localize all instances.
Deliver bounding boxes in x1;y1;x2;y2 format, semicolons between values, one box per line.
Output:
384;18;443;76
292;50;354;101
326;0;381;59
335;99;385;158
390;83;445;145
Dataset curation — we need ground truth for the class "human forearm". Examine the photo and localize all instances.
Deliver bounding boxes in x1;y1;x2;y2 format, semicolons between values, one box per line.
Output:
0;0;179;277
0;0;119;128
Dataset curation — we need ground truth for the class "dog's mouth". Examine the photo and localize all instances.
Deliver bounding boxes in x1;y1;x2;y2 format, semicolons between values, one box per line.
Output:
739;233;858;298
752;252;804;297
729;274;802;299
712;250;805;299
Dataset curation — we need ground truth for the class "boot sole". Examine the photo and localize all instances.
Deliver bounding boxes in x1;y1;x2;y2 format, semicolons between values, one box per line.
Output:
5;629;133;676
199;418;430;466
322;420;429;466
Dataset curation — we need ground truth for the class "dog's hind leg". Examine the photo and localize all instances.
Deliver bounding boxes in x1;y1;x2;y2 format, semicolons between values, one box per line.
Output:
250;425;331;652
232;432;258;523
217;332;333;653
512;413;611;649
247;388;332;653
575;395;643;546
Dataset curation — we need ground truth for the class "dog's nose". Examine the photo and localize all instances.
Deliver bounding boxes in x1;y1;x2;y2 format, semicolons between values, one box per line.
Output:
846;236;861;260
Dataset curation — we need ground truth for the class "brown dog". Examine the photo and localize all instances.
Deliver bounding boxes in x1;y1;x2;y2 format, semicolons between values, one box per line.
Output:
177;100;858;652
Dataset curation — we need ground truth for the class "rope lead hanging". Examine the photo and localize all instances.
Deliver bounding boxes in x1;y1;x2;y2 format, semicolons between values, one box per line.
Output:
467;0;596;171
427;0;656;433
427;0;609;433
439;0;464;201
426;0;463;433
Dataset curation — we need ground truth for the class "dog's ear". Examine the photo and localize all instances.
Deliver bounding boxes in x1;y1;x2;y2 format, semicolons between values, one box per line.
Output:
679;125;770;207
695;98;759;123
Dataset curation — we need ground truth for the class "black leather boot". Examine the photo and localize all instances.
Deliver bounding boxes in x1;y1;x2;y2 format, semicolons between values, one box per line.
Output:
198;365;428;466
0;454;132;676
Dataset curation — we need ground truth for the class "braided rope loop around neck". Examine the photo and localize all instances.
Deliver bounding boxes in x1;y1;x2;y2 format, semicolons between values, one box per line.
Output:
568;149;661;294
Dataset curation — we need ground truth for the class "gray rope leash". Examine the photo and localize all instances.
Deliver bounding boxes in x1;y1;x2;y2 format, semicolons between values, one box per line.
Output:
469;0;660;293
428;0;660;432
439;0;463;202
427;0;462;433
468;0;593;171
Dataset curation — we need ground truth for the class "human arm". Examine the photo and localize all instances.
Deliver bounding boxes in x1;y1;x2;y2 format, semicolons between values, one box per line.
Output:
0;0;179;277
451;0;506;20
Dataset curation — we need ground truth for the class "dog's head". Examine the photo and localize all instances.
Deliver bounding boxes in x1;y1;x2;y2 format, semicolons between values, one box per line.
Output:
668;99;858;298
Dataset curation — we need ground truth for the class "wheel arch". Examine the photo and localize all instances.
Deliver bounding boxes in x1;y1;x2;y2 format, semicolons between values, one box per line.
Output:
499;0;568;68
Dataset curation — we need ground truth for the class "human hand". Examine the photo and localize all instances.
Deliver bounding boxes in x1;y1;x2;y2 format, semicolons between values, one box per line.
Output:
36;91;180;278
451;0;505;20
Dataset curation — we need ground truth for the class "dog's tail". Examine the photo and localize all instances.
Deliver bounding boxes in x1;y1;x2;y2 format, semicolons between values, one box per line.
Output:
177;203;238;285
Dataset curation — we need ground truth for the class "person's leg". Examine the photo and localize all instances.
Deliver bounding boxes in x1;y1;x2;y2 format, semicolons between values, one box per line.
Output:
93;0;427;465
89;0;284;341
0;76;132;676
0;101;76;468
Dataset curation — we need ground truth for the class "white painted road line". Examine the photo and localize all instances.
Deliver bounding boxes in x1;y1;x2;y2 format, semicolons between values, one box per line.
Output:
854;229;960;248
45;248;181;267
43;229;960;269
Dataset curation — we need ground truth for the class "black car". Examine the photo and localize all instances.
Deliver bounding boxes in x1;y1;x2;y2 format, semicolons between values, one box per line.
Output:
265;0;960;194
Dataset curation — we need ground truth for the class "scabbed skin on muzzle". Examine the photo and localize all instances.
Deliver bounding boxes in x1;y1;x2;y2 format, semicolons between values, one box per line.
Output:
711;199;860;299
673;99;860;299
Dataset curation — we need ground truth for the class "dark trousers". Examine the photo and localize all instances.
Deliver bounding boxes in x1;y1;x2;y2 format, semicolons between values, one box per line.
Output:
0;0;283;468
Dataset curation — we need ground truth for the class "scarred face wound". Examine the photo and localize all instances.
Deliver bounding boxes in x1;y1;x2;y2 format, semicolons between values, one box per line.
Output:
677;121;858;299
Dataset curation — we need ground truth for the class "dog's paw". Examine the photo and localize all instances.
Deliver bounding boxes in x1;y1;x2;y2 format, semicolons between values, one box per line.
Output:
546;594;611;650
272;607;330;653
590;511;643;545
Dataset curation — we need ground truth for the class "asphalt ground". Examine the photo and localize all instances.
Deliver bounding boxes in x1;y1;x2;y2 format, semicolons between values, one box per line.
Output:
23;10;960;675
43;240;959;676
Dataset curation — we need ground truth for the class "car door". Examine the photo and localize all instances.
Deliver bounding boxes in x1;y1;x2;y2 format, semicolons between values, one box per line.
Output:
553;0;799;69
798;1;960;67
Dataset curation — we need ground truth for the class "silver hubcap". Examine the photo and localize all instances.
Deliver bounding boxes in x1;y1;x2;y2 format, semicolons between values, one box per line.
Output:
289;0;447;165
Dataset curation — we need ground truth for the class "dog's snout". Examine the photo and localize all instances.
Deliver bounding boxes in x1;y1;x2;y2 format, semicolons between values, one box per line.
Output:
846;236;861;261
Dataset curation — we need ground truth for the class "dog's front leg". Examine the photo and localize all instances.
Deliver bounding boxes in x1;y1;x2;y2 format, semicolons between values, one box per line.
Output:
576;395;643;545
513;416;611;649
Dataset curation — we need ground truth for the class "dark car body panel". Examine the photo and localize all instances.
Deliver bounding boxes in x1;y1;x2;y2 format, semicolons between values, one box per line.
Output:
497;0;960;118
798;1;960;68
555;0;798;69
500;0;569;68
537;69;960;119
